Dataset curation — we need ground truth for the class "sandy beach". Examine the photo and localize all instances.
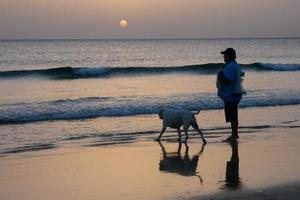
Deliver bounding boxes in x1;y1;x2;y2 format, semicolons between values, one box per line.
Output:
0;105;299;200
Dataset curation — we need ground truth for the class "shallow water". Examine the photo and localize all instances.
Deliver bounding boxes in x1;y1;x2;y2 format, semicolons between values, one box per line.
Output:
0;105;299;156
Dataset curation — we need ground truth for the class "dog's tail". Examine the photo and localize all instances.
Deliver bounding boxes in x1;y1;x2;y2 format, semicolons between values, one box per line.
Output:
192;110;201;115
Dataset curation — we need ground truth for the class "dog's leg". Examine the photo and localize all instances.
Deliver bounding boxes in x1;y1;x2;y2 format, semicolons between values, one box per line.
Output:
158;141;167;158
183;123;190;142
184;130;189;142
177;128;182;141
156;127;166;141
191;122;207;144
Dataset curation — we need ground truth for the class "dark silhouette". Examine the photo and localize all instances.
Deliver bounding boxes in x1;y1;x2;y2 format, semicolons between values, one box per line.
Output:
224;140;241;189
217;48;245;142
158;141;205;183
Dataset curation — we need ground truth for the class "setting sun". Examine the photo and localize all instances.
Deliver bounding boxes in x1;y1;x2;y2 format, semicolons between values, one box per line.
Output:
119;20;128;28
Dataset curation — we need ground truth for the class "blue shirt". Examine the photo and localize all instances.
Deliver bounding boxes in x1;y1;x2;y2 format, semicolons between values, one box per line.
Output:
217;61;244;102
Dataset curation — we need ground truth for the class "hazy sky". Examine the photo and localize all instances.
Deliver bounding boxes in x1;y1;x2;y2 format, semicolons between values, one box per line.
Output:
0;0;300;39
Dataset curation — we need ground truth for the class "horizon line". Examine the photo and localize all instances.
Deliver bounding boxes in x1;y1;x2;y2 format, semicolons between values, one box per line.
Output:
0;36;300;41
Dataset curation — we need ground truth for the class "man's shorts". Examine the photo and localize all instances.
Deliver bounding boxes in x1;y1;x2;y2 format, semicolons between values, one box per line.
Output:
224;100;240;123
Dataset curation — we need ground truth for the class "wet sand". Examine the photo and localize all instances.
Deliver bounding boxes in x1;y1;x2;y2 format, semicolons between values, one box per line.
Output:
0;105;300;200
192;181;300;200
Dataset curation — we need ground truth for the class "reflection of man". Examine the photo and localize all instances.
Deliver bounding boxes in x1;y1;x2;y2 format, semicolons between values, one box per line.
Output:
217;48;245;141
158;141;204;180
225;140;240;189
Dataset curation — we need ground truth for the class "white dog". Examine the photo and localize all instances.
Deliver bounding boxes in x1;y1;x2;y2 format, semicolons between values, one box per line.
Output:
156;108;206;143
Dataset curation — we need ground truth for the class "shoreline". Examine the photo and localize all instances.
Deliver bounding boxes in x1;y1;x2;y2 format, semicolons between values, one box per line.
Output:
1;104;299;156
0;105;299;200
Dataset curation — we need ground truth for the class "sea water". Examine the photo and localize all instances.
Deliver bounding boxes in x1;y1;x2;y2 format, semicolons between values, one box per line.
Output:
0;38;300;154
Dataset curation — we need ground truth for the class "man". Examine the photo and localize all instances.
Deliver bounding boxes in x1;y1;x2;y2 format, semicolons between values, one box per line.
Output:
217;48;245;141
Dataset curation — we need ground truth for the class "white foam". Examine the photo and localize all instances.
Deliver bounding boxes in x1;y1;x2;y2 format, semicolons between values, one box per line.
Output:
1;90;300;124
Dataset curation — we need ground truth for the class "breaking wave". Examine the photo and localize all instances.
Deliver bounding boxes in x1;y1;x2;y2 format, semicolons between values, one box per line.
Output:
1;89;300;124
0;63;299;79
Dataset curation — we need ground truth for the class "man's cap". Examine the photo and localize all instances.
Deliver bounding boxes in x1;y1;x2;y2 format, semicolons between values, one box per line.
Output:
221;48;236;57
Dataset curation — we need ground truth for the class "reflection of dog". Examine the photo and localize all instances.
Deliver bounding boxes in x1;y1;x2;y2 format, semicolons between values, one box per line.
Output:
158;141;204;182
156;109;206;143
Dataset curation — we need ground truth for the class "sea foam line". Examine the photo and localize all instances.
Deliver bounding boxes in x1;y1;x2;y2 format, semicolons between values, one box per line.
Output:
0;89;300;124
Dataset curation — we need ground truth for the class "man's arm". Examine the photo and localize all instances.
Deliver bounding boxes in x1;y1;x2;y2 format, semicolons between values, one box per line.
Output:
218;70;232;84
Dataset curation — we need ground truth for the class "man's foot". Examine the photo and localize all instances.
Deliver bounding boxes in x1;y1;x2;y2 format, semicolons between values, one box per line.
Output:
223;136;238;142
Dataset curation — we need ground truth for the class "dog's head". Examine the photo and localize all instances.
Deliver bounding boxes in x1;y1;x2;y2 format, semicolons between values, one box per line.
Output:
158;110;164;119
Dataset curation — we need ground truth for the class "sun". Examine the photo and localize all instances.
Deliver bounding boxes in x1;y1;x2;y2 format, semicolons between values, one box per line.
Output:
119;20;128;28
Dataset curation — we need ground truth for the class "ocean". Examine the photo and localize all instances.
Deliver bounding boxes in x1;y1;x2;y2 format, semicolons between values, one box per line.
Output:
1;38;300;155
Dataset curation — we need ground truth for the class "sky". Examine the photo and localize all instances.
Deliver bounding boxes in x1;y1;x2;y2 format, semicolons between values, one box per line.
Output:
0;0;300;39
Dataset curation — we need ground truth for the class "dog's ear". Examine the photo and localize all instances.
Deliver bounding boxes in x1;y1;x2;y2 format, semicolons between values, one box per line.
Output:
158;110;164;119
